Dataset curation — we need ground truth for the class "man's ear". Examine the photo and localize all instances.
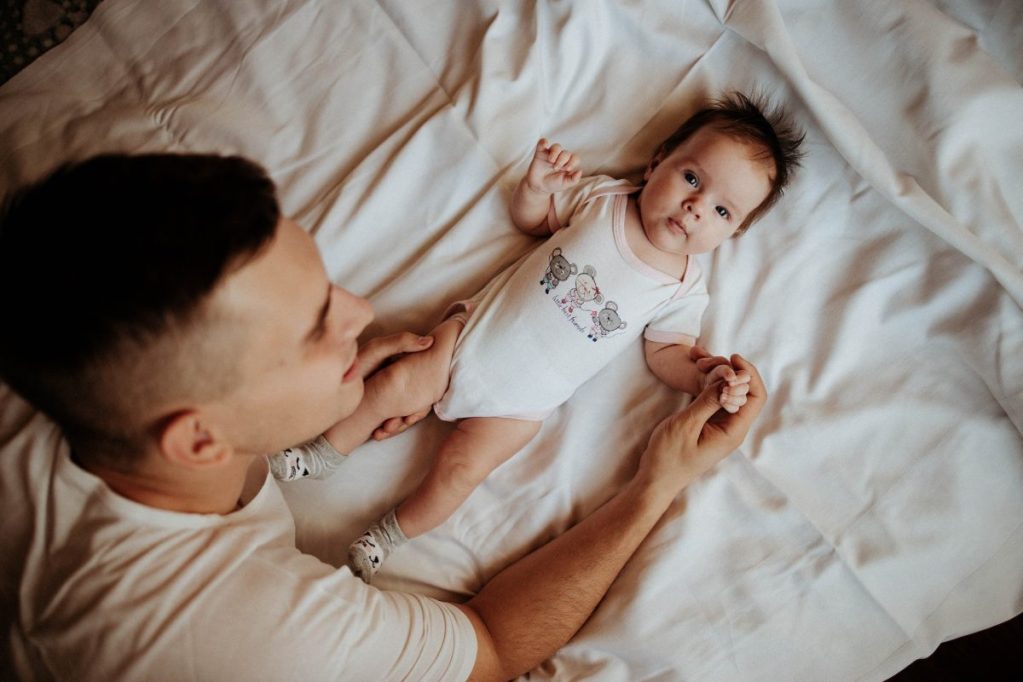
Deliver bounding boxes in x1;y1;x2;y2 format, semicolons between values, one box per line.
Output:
158;409;234;470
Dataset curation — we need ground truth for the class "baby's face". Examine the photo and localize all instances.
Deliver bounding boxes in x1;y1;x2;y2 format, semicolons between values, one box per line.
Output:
637;126;772;256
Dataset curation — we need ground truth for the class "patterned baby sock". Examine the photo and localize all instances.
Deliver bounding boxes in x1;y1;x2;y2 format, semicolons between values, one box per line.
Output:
268;435;347;481
348;508;408;584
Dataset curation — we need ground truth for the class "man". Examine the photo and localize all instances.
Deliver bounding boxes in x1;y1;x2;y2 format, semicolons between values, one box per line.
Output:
0;153;765;680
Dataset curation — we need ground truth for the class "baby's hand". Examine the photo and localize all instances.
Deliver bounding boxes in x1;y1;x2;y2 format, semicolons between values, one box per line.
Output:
703;364;751;414
525;138;582;194
691;345;751;414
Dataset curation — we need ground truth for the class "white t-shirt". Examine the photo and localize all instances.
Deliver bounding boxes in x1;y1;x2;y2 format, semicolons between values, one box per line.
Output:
0;404;476;681
435;175;709;421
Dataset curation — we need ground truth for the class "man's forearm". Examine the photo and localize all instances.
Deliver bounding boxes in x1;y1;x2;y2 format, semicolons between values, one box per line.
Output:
458;470;679;680
459;355;766;679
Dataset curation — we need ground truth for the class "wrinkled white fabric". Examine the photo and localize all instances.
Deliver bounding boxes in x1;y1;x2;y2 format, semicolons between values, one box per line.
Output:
1;1;1020;680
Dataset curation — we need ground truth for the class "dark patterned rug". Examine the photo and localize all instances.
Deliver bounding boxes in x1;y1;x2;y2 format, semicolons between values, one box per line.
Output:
1;0;103;85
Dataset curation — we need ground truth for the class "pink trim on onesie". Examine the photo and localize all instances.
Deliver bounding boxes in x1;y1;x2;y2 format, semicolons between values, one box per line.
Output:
545;181;635;234
442;298;477;325
643;329;697;346
599;188;704;348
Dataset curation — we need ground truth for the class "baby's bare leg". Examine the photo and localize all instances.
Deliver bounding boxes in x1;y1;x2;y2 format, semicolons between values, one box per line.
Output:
348;416;541;582
396;416;542;537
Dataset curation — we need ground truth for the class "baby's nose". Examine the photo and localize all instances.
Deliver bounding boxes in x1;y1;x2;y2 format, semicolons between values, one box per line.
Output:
684;199;701;219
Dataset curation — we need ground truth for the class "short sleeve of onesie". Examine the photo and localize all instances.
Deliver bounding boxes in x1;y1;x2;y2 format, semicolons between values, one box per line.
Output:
643;259;709;346
547;175;631;233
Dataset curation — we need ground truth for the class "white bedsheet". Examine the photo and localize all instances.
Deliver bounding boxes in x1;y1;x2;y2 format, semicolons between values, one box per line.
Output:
1;1;1020;679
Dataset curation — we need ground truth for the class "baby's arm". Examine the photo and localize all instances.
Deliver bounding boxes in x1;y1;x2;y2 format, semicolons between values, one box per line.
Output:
644;340;751;414
510;138;583;235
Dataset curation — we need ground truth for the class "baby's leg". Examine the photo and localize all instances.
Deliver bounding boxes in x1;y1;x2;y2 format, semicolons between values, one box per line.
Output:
397;416;542;537
348;416;541;582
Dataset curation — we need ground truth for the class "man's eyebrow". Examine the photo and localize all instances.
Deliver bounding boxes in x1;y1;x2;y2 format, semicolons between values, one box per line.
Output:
304;283;332;343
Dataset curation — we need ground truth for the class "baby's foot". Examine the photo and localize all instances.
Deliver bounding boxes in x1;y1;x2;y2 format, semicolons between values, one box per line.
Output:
347;508;408;584
268;436;346;481
268;448;309;481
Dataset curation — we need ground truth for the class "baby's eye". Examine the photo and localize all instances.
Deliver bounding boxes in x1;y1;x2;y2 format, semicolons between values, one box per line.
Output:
715;206;730;219
683;171;699;188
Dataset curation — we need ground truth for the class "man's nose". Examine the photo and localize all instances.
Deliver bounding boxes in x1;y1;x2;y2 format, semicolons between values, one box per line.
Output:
337;288;374;340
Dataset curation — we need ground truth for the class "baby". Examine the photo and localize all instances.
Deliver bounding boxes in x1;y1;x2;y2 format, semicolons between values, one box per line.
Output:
274;93;803;582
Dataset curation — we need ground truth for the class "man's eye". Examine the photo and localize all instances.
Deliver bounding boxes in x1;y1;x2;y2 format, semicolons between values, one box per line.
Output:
716;206;730;219
684;172;698;188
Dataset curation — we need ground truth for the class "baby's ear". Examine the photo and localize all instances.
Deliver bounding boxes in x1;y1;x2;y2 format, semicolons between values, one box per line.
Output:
643;153;664;181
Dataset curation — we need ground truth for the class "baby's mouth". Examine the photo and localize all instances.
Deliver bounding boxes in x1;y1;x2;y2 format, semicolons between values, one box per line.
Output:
668;217;689;237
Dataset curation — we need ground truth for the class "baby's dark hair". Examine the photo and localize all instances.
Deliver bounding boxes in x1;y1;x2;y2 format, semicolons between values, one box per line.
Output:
654;92;805;234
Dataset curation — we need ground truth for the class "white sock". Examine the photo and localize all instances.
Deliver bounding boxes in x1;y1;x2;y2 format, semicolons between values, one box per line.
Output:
348;508;408;583
268;435;347;481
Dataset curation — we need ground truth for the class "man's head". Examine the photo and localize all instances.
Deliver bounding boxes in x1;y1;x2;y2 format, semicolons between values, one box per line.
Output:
0;154;371;471
641;92;805;247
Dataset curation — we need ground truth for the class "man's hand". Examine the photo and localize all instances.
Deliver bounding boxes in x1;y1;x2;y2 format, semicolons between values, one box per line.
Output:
638;354;766;495
525;138;583;194
355;331;434;379
361;318;462;440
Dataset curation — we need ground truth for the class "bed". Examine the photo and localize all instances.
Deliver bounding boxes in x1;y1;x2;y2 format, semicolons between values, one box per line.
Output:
1;1;1020;679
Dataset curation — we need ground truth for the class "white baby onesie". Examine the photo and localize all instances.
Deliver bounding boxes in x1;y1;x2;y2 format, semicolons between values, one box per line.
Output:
435;175;709;421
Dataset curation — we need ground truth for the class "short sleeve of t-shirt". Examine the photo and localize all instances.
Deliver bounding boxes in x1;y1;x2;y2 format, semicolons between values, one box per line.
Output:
643;261;710;346
192;540;477;681
547;175;633;233
20;448;479;682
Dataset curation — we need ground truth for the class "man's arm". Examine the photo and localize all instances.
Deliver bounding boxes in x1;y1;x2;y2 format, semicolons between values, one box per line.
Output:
458;355;767;680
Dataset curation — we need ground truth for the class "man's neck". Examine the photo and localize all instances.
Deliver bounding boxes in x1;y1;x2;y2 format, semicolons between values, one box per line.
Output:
79;453;259;515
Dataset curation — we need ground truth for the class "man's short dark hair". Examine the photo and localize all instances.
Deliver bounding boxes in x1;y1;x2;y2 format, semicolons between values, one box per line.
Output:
654;92;805;234
0;153;280;466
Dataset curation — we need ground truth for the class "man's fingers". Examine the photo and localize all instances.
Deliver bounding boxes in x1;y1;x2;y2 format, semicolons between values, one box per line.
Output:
728;354;766;418
372;408;433;440
403;409;431;426
688;344;711;361
373;416;409;440
695;355;730;373
687;379;730;425
712;364;736;383
358;332;433;377
693;356;765;436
